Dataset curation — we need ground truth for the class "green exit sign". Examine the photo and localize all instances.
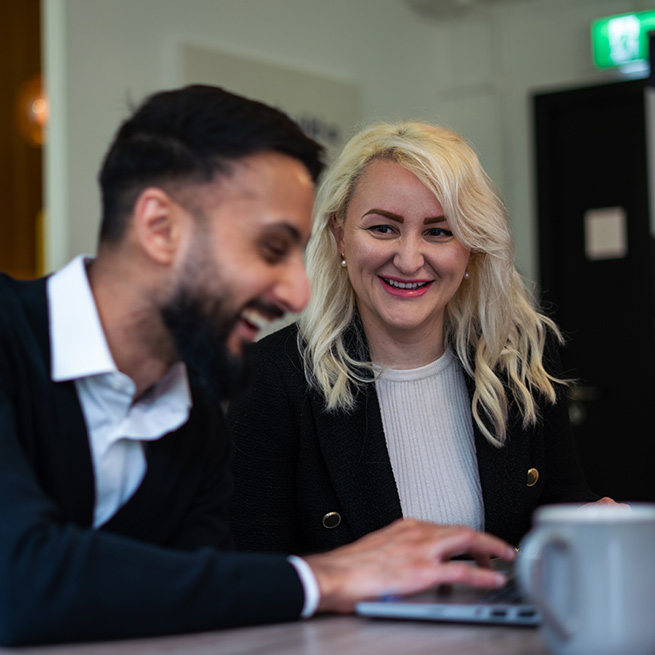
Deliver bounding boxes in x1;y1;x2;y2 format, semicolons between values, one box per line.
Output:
591;9;655;68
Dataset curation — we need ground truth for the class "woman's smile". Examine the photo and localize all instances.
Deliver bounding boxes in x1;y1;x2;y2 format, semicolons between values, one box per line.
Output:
379;275;433;297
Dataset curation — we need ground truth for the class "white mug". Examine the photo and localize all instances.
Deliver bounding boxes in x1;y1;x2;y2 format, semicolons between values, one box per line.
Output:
517;503;655;655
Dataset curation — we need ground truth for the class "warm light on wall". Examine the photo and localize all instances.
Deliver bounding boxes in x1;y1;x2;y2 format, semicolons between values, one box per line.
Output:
15;73;49;147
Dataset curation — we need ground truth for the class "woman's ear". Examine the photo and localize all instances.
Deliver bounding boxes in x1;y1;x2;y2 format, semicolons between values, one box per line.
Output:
132;187;184;266
330;214;345;253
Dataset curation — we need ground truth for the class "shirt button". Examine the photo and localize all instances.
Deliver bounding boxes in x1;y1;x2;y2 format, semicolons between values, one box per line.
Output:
527;468;539;487
322;512;341;529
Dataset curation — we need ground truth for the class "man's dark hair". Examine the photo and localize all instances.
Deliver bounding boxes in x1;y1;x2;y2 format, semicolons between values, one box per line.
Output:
98;84;325;244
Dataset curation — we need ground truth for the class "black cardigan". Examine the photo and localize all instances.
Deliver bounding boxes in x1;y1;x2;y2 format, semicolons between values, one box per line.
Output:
0;273;303;646
227;323;597;554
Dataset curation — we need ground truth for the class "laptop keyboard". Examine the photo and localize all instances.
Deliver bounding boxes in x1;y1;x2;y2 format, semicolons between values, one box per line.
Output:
484;576;524;603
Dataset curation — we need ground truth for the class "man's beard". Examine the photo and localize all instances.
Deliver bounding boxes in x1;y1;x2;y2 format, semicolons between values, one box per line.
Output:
160;286;254;404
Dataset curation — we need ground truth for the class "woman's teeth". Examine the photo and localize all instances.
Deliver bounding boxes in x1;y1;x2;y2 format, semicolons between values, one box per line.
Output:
383;278;428;290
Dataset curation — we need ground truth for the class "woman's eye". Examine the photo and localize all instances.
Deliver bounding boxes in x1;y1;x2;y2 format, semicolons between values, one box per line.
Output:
426;227;453;239
368;224;395;235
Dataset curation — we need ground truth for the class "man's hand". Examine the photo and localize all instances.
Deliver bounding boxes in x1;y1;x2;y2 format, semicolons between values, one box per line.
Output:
304;518;516;614
585;496;623;506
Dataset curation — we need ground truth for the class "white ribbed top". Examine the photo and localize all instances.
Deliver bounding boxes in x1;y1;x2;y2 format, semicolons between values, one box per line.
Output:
374;350;484;531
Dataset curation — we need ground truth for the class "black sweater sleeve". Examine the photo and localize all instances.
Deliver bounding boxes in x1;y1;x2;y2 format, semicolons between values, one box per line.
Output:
0;277;304;646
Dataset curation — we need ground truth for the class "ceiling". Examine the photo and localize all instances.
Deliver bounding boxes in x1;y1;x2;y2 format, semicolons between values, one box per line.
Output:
401;0;537;18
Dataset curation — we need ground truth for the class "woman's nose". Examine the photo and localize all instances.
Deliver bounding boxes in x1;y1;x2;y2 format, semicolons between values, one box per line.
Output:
393;237;425;274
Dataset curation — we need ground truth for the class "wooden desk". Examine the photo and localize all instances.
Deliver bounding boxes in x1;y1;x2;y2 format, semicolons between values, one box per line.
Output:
0;616;549;655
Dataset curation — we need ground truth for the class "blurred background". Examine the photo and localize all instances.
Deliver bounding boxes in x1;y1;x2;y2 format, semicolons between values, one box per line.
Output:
1;0;653;501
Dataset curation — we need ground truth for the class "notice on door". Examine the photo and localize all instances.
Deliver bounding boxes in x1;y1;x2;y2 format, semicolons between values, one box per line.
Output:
584;206;628;260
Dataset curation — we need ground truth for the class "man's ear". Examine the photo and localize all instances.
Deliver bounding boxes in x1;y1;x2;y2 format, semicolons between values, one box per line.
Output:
132;188;185;265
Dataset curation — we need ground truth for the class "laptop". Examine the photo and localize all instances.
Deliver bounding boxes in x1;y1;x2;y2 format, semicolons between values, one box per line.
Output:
355;562;541;627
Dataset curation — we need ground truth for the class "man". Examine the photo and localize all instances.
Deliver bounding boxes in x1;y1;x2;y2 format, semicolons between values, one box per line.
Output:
0;85;514;646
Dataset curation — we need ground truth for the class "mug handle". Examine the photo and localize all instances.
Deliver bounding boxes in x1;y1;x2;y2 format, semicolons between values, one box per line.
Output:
516;529;573;641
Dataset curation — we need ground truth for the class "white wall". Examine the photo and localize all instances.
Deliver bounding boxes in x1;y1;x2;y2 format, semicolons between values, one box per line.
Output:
42;0;437;271
420;0;651;277
43;0;652;280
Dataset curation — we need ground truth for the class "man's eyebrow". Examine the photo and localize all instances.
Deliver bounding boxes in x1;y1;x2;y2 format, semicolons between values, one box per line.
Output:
264;222;306;245
362;209;446;224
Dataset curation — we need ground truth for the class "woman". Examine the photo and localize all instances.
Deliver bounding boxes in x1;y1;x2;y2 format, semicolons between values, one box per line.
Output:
227;121;604;555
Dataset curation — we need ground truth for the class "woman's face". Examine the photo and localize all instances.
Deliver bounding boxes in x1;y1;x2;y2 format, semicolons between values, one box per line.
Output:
332;159;470;353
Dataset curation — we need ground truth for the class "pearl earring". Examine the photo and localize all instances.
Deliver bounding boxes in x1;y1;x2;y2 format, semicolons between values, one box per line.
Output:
464;271;470;280
341;253;347;268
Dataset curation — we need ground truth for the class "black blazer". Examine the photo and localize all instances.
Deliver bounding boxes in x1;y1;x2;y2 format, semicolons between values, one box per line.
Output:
0;273;303;646
228;324;597;554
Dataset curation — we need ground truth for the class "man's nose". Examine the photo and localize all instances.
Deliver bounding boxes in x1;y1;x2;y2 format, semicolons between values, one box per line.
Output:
276;255;310;314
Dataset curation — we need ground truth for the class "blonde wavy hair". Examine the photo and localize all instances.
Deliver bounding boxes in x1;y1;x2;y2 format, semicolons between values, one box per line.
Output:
298;121;564;447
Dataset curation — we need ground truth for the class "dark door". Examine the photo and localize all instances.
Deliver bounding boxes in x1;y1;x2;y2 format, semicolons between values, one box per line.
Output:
0;0;43;279
534;78;655;502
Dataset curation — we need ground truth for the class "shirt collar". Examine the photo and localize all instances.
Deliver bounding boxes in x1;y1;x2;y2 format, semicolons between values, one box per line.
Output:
48;255;116;382
47;255;192;409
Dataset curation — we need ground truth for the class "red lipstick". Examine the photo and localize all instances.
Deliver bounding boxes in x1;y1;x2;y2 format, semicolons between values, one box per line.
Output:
379;276;433;298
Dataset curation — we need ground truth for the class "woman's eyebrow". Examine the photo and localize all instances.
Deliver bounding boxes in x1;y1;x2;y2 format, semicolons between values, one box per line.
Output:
362;209;403;222
362;209;446;224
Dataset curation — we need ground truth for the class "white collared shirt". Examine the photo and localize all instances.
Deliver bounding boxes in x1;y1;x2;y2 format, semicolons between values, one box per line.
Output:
46;256;319;616
47;255;192;527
